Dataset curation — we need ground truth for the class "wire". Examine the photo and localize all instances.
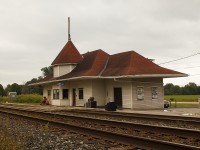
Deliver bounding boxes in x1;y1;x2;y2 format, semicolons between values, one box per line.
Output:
174;65;200;70
189;74;200;76
159;52;200;65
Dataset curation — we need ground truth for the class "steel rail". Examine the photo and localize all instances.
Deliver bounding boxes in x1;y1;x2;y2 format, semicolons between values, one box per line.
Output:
0;105;200;139
0;109;199;150
2;104;200;122
5;104;200;123
66;109;200;122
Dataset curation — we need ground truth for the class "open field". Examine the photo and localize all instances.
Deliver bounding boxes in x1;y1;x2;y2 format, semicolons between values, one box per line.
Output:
164;95;200;102
169;102;199;107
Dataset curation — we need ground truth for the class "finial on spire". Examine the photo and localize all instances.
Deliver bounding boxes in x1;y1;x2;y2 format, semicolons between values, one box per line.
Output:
68;17;71;41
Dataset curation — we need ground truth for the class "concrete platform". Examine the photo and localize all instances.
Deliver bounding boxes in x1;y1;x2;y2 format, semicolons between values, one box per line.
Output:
116;107;200;117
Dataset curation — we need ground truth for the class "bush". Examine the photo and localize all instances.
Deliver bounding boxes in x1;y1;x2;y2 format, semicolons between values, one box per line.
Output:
0;96;9;103
15;94;43;103
0;94;43;104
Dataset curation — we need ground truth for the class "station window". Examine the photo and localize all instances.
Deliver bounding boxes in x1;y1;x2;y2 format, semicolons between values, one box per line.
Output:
78;88;84;100
53;89;59;99
152;87;158;100
63;89;69;99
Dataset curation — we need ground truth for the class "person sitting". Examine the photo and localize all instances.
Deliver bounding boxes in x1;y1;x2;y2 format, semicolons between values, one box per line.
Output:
40;96;49;105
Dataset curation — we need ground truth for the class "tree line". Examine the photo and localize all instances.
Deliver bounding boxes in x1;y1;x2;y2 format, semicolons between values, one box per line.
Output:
0;78;43;96
0;66;53;96
164;82;200;95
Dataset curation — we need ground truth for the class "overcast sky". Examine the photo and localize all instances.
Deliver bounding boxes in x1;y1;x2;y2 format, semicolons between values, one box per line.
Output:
0;0;200;87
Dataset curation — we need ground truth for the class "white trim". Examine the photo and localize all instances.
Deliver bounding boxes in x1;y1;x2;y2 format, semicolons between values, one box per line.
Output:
58;66;60;77
52;63;78;66
29;74;188;86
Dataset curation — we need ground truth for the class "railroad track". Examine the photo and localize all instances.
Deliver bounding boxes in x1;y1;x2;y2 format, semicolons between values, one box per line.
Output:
60;108;200;126
3;103;200;124
0;104;199;150
2;103;200;130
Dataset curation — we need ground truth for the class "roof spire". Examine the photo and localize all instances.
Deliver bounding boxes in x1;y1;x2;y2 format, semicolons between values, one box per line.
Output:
68;17;71;41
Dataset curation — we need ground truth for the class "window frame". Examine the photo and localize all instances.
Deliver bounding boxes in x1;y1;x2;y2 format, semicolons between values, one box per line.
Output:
151;86;158;100
62;89;69;99
53;89;59;99
78;88;84;100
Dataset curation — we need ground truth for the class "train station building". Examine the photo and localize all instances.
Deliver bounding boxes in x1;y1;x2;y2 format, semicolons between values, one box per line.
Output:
30;28;187;109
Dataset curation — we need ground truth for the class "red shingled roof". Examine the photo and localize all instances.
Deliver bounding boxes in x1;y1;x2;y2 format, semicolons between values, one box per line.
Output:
102;51;184;76
51;41;82;65
32;49;109;85
31;48;187;85
57;49;109;79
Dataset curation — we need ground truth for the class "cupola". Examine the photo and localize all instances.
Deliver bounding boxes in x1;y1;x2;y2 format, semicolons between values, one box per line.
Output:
51;17;82;77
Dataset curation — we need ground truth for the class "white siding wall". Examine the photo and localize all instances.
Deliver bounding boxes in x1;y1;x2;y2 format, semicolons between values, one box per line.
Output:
50;82;70;106
43;84;51;98
105;79;132;108
92;79;106;106
69;80;92;106
53;66;59;77
59;65;70;76
42;77;164;109
53;64;77;77
132;78;163;109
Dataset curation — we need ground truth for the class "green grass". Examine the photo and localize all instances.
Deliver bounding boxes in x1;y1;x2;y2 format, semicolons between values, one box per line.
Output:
169;102;199;107
164;95;200;102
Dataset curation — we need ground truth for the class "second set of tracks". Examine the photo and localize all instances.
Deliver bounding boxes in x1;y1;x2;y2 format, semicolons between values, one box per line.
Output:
0;104;199;150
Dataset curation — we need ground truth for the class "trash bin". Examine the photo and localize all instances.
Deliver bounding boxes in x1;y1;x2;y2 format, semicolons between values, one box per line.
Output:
86;101;97;108
90;101;97;108
105;102;117;111
85;102;91;108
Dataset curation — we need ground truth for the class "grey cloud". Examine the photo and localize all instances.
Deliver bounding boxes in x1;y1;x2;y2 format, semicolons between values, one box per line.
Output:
0;0;200;87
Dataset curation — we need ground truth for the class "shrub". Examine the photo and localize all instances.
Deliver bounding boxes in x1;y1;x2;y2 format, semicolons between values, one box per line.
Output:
0;96;9;103
14;94;43;103
0;94;43;104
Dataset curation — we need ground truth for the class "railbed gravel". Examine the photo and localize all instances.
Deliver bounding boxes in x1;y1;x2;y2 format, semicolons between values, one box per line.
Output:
0;113;138;150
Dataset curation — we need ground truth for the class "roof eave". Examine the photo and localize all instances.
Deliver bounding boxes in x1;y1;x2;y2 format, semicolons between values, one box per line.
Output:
29;74;188;86
101;74;188;78
28;76;100;86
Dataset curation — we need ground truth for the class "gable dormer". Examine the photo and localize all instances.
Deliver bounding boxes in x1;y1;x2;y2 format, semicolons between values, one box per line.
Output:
51;40;82;77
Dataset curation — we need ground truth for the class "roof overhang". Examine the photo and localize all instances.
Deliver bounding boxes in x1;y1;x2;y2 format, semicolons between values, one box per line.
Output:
29;74;188;86
101;74;188;79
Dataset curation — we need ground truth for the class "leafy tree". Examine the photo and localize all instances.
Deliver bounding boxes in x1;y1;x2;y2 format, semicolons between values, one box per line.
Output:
173;85;181;95
197;86;200;94
5;84;11;96
8;83;22;95
41;66;53;77
164;82;200;95
164;83;174;95
0;84;5;96
21;78;43;95
183;82;197;95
